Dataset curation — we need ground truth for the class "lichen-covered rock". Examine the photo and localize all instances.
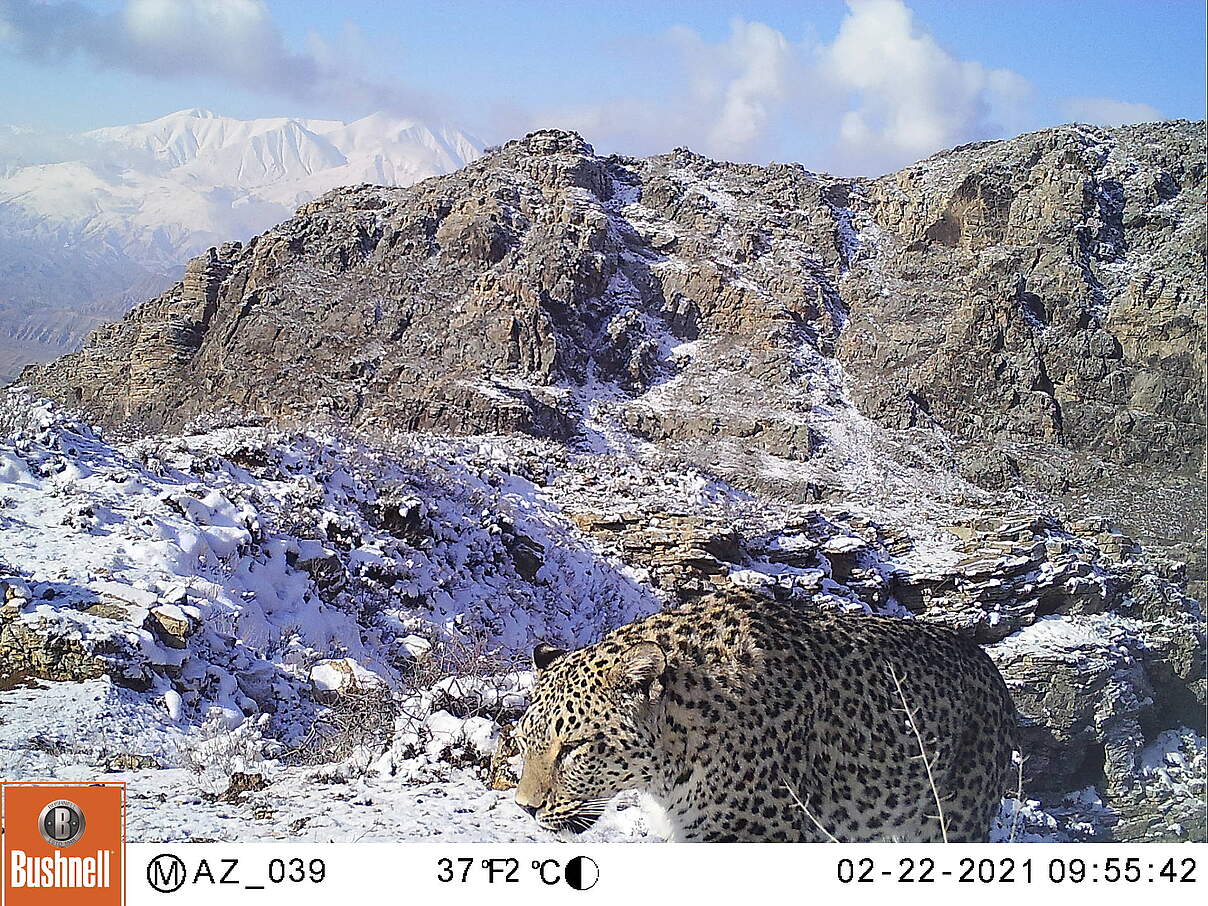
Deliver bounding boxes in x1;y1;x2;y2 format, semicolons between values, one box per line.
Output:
309;658;388;697
987;609;1204;842
841;123;1204;476
106;753;163;772
0;611;155;689
486;723;521;791
145;603;201;650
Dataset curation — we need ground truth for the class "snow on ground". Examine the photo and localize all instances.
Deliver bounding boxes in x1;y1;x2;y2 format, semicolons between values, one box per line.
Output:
0;678;183;778
117;769;663;844
1139;728;1207;804
0;676;664;843
0;389;660;675
0;390;675;841
988;612;1141;660
0;389;1195;844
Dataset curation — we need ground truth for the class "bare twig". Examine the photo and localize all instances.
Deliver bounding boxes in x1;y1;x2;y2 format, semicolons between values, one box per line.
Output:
784;783;841;843
174;713;267;796
887;662;949;843
1008;750;1026;843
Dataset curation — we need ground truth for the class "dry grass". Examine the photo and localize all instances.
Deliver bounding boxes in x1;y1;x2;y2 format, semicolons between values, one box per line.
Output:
281;633;529;778
175;713;269;796
404;634;527;722
1008;750;1026;843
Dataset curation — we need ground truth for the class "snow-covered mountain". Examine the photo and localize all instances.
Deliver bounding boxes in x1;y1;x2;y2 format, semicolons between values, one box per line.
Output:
0;109;482;383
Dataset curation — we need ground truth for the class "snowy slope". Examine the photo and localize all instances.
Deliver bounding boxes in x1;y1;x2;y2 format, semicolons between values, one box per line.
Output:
0;389;685;841
0;390;657;680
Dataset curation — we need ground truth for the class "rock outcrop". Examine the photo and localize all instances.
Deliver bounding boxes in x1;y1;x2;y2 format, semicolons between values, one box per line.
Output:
842;125;1204;472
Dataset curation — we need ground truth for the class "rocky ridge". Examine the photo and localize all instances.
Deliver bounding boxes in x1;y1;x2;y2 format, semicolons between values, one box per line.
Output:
20;124;1203;491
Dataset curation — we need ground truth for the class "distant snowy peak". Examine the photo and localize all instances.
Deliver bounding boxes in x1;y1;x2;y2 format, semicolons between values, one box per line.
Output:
0;108;483;236
0;109;483;381
86;109;339;176
81;108;481;190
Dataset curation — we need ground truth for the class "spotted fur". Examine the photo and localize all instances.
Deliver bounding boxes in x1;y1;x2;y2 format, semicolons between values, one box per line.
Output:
514;594;1016;842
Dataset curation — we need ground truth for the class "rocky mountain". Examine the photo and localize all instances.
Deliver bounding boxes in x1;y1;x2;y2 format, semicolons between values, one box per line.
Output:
5;121;1206;842
21;122;1204;545
0;110;482;383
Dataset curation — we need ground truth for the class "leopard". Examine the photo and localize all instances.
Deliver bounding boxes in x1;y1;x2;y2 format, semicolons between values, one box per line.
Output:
513;593;1017;842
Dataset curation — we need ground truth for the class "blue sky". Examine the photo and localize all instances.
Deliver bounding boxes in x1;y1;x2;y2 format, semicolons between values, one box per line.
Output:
1;0;1204;174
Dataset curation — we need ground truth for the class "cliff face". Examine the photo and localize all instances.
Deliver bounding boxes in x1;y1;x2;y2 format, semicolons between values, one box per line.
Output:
19;123;1204;535
842;122;1204;477
17;131;841;440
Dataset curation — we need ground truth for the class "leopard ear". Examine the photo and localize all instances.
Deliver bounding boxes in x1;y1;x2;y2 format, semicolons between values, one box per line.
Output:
533;643;568;671
610;641;666;698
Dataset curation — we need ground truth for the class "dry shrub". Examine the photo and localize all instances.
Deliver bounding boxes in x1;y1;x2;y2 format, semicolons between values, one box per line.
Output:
176;713;270;796
283;633;528;777
282;683;397;768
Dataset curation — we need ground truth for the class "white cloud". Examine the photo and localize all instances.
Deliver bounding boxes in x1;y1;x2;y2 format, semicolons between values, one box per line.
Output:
824;0;1033;169
1062;97;1163;127
0;0;431;117
119;0;296;79
540;18;812;163
1;0;1170;175
533;1;1039;174
703;21;793;157
533;20;767;161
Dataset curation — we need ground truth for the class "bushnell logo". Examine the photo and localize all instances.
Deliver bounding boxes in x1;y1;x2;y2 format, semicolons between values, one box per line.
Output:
2;783;124;905
38;800;87;848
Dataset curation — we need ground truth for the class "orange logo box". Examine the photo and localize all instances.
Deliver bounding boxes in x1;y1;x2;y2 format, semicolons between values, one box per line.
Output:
1;783;125;906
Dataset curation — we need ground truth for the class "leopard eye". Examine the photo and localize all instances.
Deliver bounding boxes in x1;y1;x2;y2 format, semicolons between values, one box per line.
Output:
556;739;592;763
